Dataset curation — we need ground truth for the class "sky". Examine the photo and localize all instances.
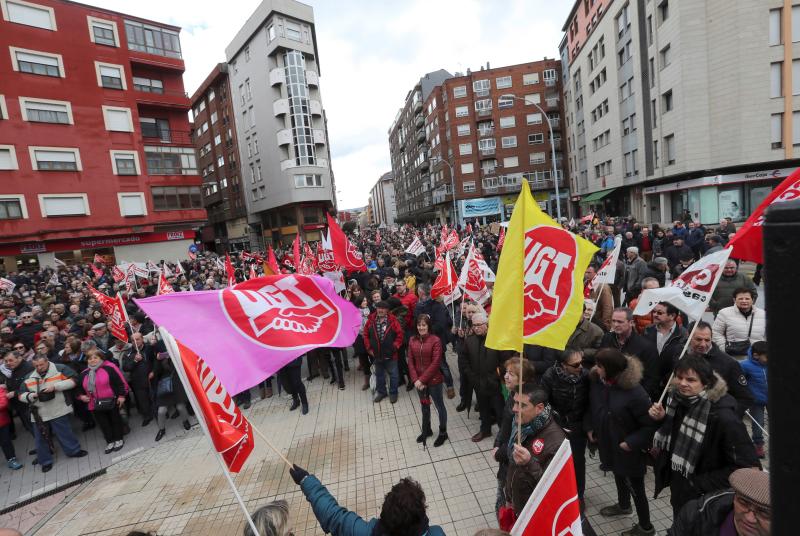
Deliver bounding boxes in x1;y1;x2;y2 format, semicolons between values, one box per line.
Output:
84;0;572;209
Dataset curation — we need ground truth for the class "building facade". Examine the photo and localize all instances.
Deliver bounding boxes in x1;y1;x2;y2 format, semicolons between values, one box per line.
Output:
0;0;205;272
190;63;249;253
224;0;335;248
561;0;799;224
368;171;396;227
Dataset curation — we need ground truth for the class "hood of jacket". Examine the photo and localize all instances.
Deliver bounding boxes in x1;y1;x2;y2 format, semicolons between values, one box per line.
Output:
590;355;643;389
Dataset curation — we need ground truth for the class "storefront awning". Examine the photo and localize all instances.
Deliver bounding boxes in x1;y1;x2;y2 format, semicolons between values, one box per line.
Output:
579;188;617;203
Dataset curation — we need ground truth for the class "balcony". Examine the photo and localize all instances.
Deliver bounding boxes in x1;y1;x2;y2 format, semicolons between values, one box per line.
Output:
419;159;429;170
141;128;193;146
277;129;292;146
414;99;423;112
309;99;322;116
545;97;559;108
545;78;556;87
128;50;185;72
133;87;190;110
479;147;496;158
273;99;289;116
524;170;565;190
477;108;493;117
481;167;497;177
416;128;426;142
548;117;560;129
306;70;319;87
478;128;494;137
269;68;283;86
312;128;326;145
415;114;424;127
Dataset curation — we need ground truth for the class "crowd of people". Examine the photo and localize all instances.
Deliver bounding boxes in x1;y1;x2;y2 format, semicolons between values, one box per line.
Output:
0;214;771;536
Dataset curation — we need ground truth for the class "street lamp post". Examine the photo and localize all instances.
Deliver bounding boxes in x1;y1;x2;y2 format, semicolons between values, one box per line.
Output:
501;94;562;221
432;156;458;226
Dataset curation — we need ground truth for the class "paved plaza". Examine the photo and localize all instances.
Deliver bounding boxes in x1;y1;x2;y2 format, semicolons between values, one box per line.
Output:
0;350;767;535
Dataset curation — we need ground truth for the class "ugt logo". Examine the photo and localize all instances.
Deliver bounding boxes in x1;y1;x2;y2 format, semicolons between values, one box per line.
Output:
220;275;340;349
523;226;576;337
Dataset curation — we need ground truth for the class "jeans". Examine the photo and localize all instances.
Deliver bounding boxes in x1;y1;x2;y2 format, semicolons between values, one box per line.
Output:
0;425;15;460
749;404;766;446
419;383;447;433
34;414;82;466
374;358;398;396
439;357;454;389
615;474;651;529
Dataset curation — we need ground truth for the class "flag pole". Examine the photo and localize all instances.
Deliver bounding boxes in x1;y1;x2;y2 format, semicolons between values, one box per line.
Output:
158;327;262;536
249;424;293;468
587;281;607;324
517;356;523;445
656;320;699;405
745;410;769;438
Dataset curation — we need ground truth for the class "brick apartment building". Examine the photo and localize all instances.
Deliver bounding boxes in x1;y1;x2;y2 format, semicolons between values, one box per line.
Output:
0;0;205;271
190;63;249;253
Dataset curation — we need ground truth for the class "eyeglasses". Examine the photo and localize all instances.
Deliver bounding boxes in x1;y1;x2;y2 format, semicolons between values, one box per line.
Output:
13;345;24;350
565;361;583;369
734;495;771;521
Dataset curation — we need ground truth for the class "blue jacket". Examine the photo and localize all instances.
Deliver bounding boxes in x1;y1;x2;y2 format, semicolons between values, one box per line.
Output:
300;475;446;536
740;352;767;405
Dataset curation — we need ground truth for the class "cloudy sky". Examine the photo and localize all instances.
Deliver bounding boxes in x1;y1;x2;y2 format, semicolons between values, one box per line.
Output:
86;0;572;209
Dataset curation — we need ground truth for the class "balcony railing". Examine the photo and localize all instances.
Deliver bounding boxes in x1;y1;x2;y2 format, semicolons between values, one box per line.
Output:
142;128;193;146
478;147;496;157
545;98;559;108
478;128;494;137
545;78;556;87
477;108;493;117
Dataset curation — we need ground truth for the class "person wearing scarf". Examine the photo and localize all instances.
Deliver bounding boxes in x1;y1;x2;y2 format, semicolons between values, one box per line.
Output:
500;383;566;527
76;348;127;454
649;355;760;521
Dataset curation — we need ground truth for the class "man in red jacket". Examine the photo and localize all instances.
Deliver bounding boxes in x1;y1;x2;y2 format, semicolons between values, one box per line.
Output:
363;302;404;403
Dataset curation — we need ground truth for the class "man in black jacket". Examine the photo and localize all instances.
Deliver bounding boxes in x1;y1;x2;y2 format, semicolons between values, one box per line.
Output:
643;302;688;395
122;332;153;426
600;308;660;401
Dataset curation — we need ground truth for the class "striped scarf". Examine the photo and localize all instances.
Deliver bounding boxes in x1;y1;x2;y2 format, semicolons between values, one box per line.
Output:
653;391;711;477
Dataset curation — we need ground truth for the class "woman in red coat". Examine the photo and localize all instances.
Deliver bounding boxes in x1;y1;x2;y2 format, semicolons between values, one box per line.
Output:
408;314;448;447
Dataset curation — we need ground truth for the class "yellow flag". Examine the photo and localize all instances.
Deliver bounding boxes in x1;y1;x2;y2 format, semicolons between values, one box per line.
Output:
486;180;598;352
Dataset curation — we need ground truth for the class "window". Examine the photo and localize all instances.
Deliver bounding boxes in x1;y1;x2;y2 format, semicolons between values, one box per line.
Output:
286;25;302;41
496;76;512;89
124;20;181;58
2;0;56;30
10;48;63;77
253;136;259;154
771;113;783;149
118;193;146;216
794;5;800;42
529;152;546;164
771;62;783;98
647;15;653;45
110;150;140;175
453;85;467;98
651;99;657;127
210;111;218;124
248;106;255;128
217;155;224;167
523;72;539;85
267;25;276;41
461;163;474;174
649;58;656;88
150;186;202;210
475;99;492;112
244;46;250;61
615;3;630;37
39;194;89;216
503;156;519;168
144;146;197;175
526;113;542;125
214;133;222;146
659;44;672;69
294;174;323;188
497;96;514;109
769;8;783;46
664;134;675;165
793;111;800;145
459;143;472;155
658;0;669;23
499;116;516;128
528;133;544;145
0;145;19;170
662;89;673;112
543;69;556;82
88;16;118;46
624;149;638;176
473;79;490;95
141;117;171;141
501;136;517;148
245;79;252;100
102;106;133;132
0;196;25;219
20;97;72;124
457;124;470;136
29;147;81;171
133;76;163;93
524;93;541;105
95;62;126;89
478;138;496;151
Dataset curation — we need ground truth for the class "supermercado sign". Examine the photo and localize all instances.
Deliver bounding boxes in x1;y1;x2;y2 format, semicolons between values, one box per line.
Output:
0;230;195;256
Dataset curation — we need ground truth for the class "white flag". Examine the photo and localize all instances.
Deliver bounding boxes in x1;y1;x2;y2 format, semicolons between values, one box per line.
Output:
0;277;16;294
591;236;622;289
146;260;161;273
633;247;732;321
322;270;346;293
175;260;186;275
405;236;426;257
54;258;67;268
162;262;173;277
47;272;60;287
458;244;491;304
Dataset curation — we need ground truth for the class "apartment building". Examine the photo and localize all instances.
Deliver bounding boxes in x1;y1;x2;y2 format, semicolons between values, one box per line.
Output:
224;0;336;247
368;171;396;227
561;0;799;224
190;63;249;253
0;0;204;271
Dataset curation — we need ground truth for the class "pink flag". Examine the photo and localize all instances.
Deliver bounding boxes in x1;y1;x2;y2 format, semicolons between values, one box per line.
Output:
91;264;104;278
135;274;362;394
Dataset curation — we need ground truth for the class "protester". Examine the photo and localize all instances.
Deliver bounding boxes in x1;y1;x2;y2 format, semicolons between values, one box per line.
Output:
711;288;766;358
122;332;153;426
565;302;603;366
740;341;768;458
363;301;404;404
709;260;758;316
76;348;128;454
0;383;22;470
152;347;192;441
407;314;448;447
600;308;660;400
584;265;613;331
643;302;688;394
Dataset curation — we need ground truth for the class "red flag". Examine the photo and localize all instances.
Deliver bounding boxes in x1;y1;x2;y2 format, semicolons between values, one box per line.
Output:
267;245;280;274
90;264;103;279
157;272;175;295
293;234;302;272
94;253;105;265
112;265;126;282
431;253;458;299
507;439;582;536
316;242;337;272
303;242;318;272
248;264;257;280
225;253;236;287
375;230;382;246
281;254;295;270
326;213;367;272
727;169;800;263
174;340;254;473
88;287;128;342
497;226;506;251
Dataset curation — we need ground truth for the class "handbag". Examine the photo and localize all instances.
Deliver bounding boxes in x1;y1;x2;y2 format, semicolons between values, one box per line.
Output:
156;376;174;396
725;312;755;355
94;397;116;411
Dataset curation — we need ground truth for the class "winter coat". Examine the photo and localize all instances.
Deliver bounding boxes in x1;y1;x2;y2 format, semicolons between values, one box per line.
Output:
414;299;452;344
300;474;445;536
18;361;77;422
668;490;735;536
77;363;128;411
122;346;152;388
503;417;567;515
664;244;694;269
624;256;648;294
641;262;666;287
698;346;754;417
392;290;418;330
686;227;706;249
363;312;404;361
653;376;760;508
600;331;660;401
152;354;188;407
460;333;512;396
522;344;557;376
588;284;613;331
711;306;766;352
407;334;444;386
587;356;656;478
493;395;515;484
540;364;590;432
0;385;10;428
565;319;604;364
709;273;758;314
643;323;689;394
740;353;768;405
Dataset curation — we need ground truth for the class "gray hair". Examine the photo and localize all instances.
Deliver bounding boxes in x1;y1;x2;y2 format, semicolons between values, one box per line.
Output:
244;500;291;536
471;312;488;324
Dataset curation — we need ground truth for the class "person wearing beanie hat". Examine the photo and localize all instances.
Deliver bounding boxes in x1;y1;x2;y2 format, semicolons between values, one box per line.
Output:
670;467;770;536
